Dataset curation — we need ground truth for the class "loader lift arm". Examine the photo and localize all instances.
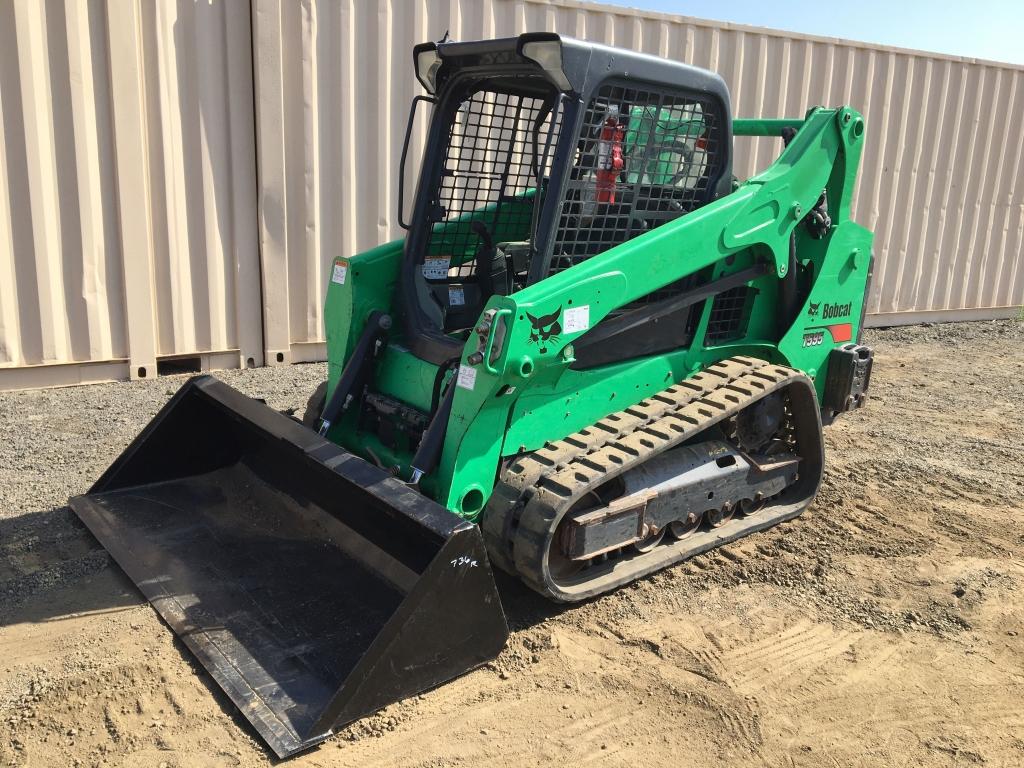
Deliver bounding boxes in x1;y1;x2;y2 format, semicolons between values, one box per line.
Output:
435;106;870;514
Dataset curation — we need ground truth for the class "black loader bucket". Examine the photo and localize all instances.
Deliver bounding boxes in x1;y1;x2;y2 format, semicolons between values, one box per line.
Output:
70;376;508;758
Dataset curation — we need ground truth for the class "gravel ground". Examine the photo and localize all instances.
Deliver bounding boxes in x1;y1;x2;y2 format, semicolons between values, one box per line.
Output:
0;362;328;522
1;320;1022;767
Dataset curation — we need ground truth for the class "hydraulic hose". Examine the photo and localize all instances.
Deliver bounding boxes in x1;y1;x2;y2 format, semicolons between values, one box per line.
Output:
410;372;457;484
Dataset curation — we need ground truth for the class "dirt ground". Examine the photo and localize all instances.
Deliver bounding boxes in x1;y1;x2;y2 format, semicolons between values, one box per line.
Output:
1;320;1022;768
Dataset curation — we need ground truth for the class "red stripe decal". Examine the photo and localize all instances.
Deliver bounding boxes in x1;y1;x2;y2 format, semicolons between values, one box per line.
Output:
828;323;853;343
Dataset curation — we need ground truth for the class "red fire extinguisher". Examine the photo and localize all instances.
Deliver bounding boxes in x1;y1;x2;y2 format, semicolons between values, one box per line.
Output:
595;106;624;204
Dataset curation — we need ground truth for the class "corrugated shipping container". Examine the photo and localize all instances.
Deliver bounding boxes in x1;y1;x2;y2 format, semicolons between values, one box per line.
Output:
251;0;1023;361
0;0;261;388
2;0;1022;389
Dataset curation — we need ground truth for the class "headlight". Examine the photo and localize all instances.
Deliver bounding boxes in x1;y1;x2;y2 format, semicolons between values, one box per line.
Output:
415;47;442;93
521;40;571;91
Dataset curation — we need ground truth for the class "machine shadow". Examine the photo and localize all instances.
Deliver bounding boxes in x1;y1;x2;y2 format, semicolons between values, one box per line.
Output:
492;569;575;630
0;505;281;755
0;504;575;637
0;506;141;628
0;503;582;760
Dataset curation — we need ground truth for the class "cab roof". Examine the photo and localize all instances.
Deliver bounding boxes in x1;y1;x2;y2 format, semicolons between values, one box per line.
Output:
413;32;731;108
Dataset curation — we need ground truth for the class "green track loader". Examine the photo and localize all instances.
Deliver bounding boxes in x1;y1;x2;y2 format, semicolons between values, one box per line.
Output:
71;34;875;758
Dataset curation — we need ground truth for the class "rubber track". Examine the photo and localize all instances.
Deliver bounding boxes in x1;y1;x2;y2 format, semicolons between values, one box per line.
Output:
482;356;820;601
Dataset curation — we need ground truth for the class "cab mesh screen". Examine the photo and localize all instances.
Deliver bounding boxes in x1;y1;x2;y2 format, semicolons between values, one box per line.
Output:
424;80;562;286
550;81;724;284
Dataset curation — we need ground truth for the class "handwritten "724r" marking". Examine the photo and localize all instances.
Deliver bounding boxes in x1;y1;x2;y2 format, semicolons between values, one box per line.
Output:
450;555;479;568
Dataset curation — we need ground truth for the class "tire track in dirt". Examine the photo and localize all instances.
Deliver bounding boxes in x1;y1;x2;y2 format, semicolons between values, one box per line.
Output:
2;322;1023;767
717;622;854;691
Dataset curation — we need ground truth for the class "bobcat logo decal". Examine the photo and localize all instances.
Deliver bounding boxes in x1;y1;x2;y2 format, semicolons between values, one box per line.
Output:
807;300;852;320
526;307;562;354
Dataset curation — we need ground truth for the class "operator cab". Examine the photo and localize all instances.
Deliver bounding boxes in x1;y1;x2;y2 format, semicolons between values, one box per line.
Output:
400;34;733;365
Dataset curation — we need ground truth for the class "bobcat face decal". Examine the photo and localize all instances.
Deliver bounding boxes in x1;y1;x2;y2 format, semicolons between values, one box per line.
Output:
526;307;562;354
808;301;821;317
